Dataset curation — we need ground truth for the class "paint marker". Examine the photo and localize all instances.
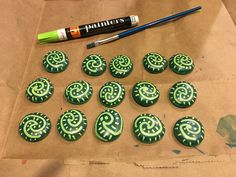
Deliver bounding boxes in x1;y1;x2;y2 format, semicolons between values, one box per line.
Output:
38;15;139;44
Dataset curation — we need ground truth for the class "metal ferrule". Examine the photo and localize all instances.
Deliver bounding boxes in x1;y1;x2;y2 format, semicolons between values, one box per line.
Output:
94;35;119;47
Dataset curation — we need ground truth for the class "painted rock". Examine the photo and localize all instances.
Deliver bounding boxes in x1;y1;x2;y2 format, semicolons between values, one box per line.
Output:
57;109;87;141
132;81;160;107
65;80;93;105
173;116;205;147
82;54;106;76
169;53;194;75
99;81;125;108
133;113;165;144
109;54;133;78
25;77;54;103
169;81;197;108
94;109;123;142
19;112;51;142
43;50;69;73
143;52;168;73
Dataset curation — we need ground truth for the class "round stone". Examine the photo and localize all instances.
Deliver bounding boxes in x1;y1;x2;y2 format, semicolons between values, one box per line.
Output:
169;53;194;75
25;77;54;103
173;116;205;147
57;109;87;141
133;114;165;144
94;109;123;142
109;54;133;78
82;54;106;76
169;81;197;108
143;52;168;73
132;81;160;107
43;50;69;73
99;81;125;108
65;81;93;105
19;112;51;142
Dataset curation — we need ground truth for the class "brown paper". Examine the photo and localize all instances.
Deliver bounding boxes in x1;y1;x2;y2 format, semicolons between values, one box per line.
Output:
1;0;236;162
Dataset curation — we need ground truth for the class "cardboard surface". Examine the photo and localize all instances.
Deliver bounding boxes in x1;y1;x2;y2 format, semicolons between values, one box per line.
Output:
1;0;236;165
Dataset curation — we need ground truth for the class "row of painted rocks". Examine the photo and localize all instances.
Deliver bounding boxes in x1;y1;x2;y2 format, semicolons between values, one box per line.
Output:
19;110;204;147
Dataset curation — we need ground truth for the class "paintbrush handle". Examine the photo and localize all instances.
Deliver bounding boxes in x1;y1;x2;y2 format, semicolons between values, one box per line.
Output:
118;6;202;38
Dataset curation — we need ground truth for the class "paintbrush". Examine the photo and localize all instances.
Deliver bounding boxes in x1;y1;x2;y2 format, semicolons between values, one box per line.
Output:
87;6;202;49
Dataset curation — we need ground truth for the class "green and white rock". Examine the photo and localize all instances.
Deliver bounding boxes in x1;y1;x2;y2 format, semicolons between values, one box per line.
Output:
109;55;133;78
19;112;51;142
143;52;167;74
25;77;54;103
82;54;106;76
132;81;160;107
43;50;69;73
57;109;87;141
99;81;125;107
133;114;165;144
94;109;123;142
173;116;205;147
65;80;93;105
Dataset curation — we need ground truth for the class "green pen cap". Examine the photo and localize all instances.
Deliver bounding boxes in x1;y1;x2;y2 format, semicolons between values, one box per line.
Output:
37;30;60;44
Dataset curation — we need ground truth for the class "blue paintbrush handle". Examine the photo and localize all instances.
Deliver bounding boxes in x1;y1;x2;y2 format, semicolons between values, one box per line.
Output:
118;6;202;38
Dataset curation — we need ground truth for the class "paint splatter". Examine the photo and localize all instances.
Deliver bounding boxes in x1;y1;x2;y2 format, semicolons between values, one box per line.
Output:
21;159;27;165
216;115;236;147
172;149;181;154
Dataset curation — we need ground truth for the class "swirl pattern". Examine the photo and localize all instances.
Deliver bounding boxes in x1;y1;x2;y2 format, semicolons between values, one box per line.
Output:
132;81;160;107
143;52;168;73
169;54;194;75
65;80;93;105
109;55;133;78
82;54;106;76
99;81;125;107
173;116;205;147
133;114;165;143
169;81;197;108
19;112;51;142
26;77;54;103
57;109;87;141
95;109;123;142
43;50;69;73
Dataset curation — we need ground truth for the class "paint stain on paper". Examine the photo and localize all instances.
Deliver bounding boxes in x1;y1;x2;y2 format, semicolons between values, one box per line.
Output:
172;149;181;154
216;115;236;147
21;159;27;165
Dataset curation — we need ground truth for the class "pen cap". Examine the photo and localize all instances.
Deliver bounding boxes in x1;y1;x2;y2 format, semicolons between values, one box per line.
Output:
37;30;60;44
130;15;139;26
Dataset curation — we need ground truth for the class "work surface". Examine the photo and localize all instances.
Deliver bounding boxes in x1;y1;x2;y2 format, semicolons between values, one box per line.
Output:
0;0;236;176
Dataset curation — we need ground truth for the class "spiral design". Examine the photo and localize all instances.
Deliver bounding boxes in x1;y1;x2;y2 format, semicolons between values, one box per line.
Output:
65;81;93;105
133;114;165;143
43;50;69;73
19;112;51;142
82;54;106;76
169;81;197;108
57;109;87;141
95;109;123;142
174;116;204;147
109;55;133;78
99;81;125;107
26;77;54;103
143;53;167;73
132;81;160;107
169;54;194;74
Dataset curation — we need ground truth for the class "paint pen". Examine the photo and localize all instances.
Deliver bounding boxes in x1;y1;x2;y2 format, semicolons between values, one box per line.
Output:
38;15;139;44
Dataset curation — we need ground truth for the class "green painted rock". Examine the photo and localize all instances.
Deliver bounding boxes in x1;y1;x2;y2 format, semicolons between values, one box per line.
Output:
65;81;93;105
95;109;123;142
132;81;160;107
57;109;87;141
109;55;133;78
143;52;168;73
133;114;165;144
173;116;205;147
82;54;106;76
169;81;197;108
99;81;125;108
19;112;51;142
25;77;54;103
169;53;194;75
43;50;69;73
